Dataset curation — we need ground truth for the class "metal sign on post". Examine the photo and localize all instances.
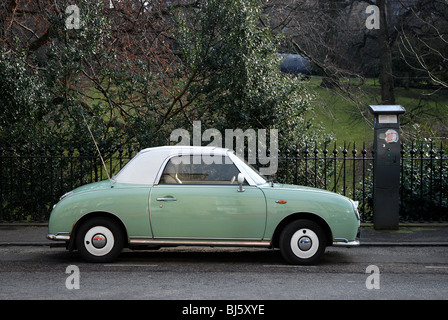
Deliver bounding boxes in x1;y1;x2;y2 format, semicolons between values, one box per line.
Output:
368;105;406;230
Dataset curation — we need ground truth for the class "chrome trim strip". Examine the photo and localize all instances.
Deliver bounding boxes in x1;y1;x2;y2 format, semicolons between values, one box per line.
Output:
47;233;70;241
129;236;265;241
152;236;261;240
129;239;271;247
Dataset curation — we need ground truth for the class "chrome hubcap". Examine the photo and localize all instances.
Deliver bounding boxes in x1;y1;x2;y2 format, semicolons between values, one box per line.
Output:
290;228;319;259
298;236;312;251
91;233;107;249
84;226;114;257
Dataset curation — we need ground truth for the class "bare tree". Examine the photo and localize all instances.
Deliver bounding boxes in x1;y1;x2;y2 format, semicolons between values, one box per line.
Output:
263;0;374;127
397;0;448;89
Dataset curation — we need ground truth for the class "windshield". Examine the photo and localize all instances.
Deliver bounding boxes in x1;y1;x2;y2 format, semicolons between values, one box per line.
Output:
233;152;268;185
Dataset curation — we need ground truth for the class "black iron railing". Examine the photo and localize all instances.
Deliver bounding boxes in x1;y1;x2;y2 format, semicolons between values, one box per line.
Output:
267;142;374;221
0;146;138;222
0;141;446;222
399;141;447;222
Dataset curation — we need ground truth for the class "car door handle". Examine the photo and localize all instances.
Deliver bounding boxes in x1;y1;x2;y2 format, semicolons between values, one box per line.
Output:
156;197;177;201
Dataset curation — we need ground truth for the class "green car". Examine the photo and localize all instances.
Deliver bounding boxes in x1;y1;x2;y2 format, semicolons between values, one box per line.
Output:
47;146;360;264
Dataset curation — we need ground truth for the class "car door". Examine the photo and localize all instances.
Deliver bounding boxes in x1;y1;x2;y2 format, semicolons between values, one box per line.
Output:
149;154;267;240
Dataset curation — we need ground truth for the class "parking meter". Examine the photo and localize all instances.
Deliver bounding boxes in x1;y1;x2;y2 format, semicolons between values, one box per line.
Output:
368;105;406;230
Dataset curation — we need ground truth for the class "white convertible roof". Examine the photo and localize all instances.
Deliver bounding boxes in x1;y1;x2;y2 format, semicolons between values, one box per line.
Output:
112;146;231;184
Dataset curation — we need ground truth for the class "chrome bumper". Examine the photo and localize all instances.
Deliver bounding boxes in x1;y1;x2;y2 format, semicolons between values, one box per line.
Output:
332;239;360;247
332;226;361;247
47;233;70;241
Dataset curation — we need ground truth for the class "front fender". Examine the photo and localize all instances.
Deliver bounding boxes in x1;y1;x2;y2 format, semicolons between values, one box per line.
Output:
261;185;359;242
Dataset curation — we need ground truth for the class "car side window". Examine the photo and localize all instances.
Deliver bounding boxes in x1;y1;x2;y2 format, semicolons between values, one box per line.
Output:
159;155;241;185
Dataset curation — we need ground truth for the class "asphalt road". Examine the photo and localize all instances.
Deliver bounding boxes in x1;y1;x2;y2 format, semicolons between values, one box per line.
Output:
0;245;447;302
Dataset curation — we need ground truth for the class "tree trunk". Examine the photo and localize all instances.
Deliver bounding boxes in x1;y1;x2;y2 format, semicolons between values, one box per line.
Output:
377;0;396;104
318;0;339;89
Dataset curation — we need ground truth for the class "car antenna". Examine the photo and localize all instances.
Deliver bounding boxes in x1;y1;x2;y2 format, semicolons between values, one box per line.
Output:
80;110;113;188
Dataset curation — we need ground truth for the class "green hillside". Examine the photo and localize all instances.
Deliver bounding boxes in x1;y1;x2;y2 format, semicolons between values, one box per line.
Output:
304;77;448;146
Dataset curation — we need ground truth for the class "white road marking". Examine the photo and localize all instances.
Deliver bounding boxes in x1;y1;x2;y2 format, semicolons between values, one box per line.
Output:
263;264;316;268
103;264;158;267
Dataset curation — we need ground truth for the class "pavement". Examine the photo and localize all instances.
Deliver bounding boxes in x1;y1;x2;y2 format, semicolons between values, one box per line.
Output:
0;223;447;247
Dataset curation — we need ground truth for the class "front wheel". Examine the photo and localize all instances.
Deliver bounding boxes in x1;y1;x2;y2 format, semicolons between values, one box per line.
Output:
279;220;327;265
76;217;124;263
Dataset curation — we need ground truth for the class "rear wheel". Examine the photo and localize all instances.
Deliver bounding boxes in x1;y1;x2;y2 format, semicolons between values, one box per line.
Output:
279;220;326;265
76;217;124;263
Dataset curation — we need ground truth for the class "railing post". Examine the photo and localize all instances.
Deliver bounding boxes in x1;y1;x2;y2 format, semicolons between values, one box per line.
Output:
419;142;424;222
9;147;14;222
342;142;347;196
0;147;3;223
39;147;45;222
313;142;318;188
400;143;405;221
294;147;299;185
304;144;309;186
409;142;415;222
332;143;338;192
439;143;445;222
323;143;328;190
429;141;435;222
361;143;367;221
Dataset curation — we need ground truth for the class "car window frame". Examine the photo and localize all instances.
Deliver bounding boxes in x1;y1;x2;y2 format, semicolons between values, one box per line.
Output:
158;155;241;185
154;151;258;186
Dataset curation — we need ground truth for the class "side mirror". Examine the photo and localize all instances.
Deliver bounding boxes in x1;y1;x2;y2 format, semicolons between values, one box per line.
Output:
237;173;245;192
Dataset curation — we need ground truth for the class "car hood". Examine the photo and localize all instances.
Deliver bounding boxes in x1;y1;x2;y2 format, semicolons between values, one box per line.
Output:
59;180;113;200
260;182;353;201
73;180;114;193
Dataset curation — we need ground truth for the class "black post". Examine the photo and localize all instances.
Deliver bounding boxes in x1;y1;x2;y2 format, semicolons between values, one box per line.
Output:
0;147;3;222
